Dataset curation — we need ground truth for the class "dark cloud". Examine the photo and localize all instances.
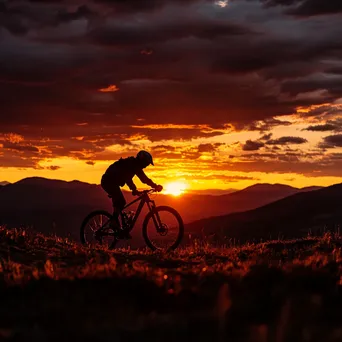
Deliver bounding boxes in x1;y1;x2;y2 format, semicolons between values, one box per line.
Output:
267;136;308;145
225;151;342;177
197;143;224;153
282;77;342;99
242;135;307;151
151;145;176;152
132;127;225;142
0;3;97;36
298;104;342;118
212;39;298;75
46;165;61;171
1;141;39;152
92;0;207;14
260;133;273;141
260;0;300;6
1;0;341;134
242;118;292;132
304;123;337;132
88;18;251;47
326;66;342;75
304;118;342;132
242;140;265;151
319;134;342;148
57;5;96;23
260;0;342;16
287;0;342;17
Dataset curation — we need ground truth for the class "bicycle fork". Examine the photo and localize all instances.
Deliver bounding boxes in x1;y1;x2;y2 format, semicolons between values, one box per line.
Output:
147;200;163;231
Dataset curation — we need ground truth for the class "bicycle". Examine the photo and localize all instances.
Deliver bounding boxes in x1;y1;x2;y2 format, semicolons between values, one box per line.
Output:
80;189;184;251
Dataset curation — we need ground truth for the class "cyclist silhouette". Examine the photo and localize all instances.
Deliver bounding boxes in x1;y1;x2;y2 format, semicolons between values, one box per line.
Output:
101;150;163;239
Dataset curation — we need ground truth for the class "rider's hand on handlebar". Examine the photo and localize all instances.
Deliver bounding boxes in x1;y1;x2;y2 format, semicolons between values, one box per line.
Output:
132;189;143;196
154;184;163;192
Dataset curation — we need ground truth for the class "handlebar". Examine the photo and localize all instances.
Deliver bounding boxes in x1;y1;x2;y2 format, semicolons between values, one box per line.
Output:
136;188;159;197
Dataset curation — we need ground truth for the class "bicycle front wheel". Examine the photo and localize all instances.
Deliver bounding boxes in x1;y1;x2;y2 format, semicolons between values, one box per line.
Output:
80;210;116;249
142;206;184;251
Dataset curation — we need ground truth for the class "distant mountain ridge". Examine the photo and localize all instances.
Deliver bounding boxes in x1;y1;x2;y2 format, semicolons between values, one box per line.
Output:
229;183;322;197
0;177;327;243
186;182;342;244
0;181;10;186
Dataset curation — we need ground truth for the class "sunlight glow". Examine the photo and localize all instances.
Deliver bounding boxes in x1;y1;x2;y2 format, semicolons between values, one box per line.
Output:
164;181;189;196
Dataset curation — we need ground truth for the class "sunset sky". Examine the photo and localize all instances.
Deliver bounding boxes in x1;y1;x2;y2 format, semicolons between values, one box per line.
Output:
1;0;342;191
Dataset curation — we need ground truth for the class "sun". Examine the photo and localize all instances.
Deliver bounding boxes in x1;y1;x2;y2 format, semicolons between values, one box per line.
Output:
164;181;188;196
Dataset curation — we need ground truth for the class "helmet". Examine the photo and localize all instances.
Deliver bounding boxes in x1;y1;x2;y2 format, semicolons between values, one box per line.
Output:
136;150;154;167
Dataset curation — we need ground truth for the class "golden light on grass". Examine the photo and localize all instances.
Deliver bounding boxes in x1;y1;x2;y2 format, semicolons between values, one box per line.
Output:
164;181;189;196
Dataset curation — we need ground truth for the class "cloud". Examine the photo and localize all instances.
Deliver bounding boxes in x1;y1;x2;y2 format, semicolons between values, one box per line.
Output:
87;14;251;48
0;3;97;36
259;0;342;17
303;118;342;132
151;145;176;152
130;127;225;142
242;118;292;132
197;143;224;153
298;104;342;118
319;134;342;148
225;150;342;177
304;123;338;132
0;133;39;153
267;136;308;145
2;142;39;152
242;140;265;151
260;133;273;141
242;135;307;151
92;0;209;14
46;165;61;171
287;0;342;17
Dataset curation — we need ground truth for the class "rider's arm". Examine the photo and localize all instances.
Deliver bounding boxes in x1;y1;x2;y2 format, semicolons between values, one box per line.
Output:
126;178;137;192
136;169;156;188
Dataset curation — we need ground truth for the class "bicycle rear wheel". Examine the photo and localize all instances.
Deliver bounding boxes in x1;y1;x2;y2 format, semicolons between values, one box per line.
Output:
80;210;117;249
142;206;184;251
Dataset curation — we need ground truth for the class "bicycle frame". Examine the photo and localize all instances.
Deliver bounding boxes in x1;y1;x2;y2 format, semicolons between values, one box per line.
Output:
121;190;161;232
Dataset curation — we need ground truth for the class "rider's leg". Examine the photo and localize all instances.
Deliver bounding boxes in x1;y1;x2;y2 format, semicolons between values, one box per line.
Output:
102;181;131;239
112;188;132;240
111;186;126;220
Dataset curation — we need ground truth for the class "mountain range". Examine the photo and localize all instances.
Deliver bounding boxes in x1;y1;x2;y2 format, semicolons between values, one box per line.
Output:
0;177;339;245
186;183;342;244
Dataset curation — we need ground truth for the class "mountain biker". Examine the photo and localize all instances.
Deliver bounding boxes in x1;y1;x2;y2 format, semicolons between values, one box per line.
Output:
101;150;163;239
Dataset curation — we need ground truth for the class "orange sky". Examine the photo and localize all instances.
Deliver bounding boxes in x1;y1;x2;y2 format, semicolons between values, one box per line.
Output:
2;109;342;190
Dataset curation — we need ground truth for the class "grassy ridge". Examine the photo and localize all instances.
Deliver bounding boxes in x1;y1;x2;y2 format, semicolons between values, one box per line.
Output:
0;227;342;341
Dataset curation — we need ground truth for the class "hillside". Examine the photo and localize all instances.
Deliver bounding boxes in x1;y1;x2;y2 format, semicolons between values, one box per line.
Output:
0;177;322;242
0;181;10;186
186;183;342;243
160;183;323;223
0;226;342;341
